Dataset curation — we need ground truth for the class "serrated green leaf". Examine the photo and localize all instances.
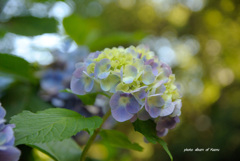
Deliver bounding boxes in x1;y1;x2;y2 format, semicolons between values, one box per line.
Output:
0;53;35;82
100;130;143;151
133;119;173;161
10;108;103;145
0;16;57;36
29;138;81;161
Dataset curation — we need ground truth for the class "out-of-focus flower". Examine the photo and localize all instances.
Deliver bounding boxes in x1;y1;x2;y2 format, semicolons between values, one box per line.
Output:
0;103;21;161
71;45;182;135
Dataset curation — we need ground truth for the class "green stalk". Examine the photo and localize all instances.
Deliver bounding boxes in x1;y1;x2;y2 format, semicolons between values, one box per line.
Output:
80;109;111;161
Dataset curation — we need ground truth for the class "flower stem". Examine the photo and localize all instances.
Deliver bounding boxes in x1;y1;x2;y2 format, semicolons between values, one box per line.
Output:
80;109;111;161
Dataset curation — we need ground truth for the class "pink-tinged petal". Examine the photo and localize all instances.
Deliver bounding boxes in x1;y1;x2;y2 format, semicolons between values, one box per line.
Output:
130;114;137;122
111;106;133;122
0;146;21;161
73;66;86;78
161;62;172;77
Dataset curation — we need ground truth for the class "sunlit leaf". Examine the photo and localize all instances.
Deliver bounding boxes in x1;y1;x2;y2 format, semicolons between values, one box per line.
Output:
29;138;81;161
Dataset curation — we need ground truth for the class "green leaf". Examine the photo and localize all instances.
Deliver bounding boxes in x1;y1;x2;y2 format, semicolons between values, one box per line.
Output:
88;31;146;51
10;108;103;145
63;14;101;45
0;53;35;82
29;138;81;161
63;14;145;51
0;16;57;36
133;119;173;161
100;130;143;151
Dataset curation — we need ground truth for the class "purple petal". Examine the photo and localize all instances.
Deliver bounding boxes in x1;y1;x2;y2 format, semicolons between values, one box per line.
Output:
157;128;168;137
0;146;21;161
126;95;140;114
111;106;133;122
2;125;14;146
156;116;180;131
145;95;165;118
0;104;6;119
73;66;85;78
109;92;121;110
70;77;86;95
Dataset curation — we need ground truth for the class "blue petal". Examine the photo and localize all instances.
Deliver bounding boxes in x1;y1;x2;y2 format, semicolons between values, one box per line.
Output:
94;58;111;79
110;92;140;121
159;101;175;117
70;77;86;95
145;95;165;118
98;72;110;79
125;95;140;114
110;91;121;110
111;105;133;122
0;104;6;119
132;87;147;105
1;125;14;146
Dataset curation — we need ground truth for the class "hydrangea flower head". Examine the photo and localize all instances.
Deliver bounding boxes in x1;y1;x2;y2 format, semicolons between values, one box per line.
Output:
71;45;182;127
0;103;21;161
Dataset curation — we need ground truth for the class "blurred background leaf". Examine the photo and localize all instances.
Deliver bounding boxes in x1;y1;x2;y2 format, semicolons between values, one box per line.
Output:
0;17;57;36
